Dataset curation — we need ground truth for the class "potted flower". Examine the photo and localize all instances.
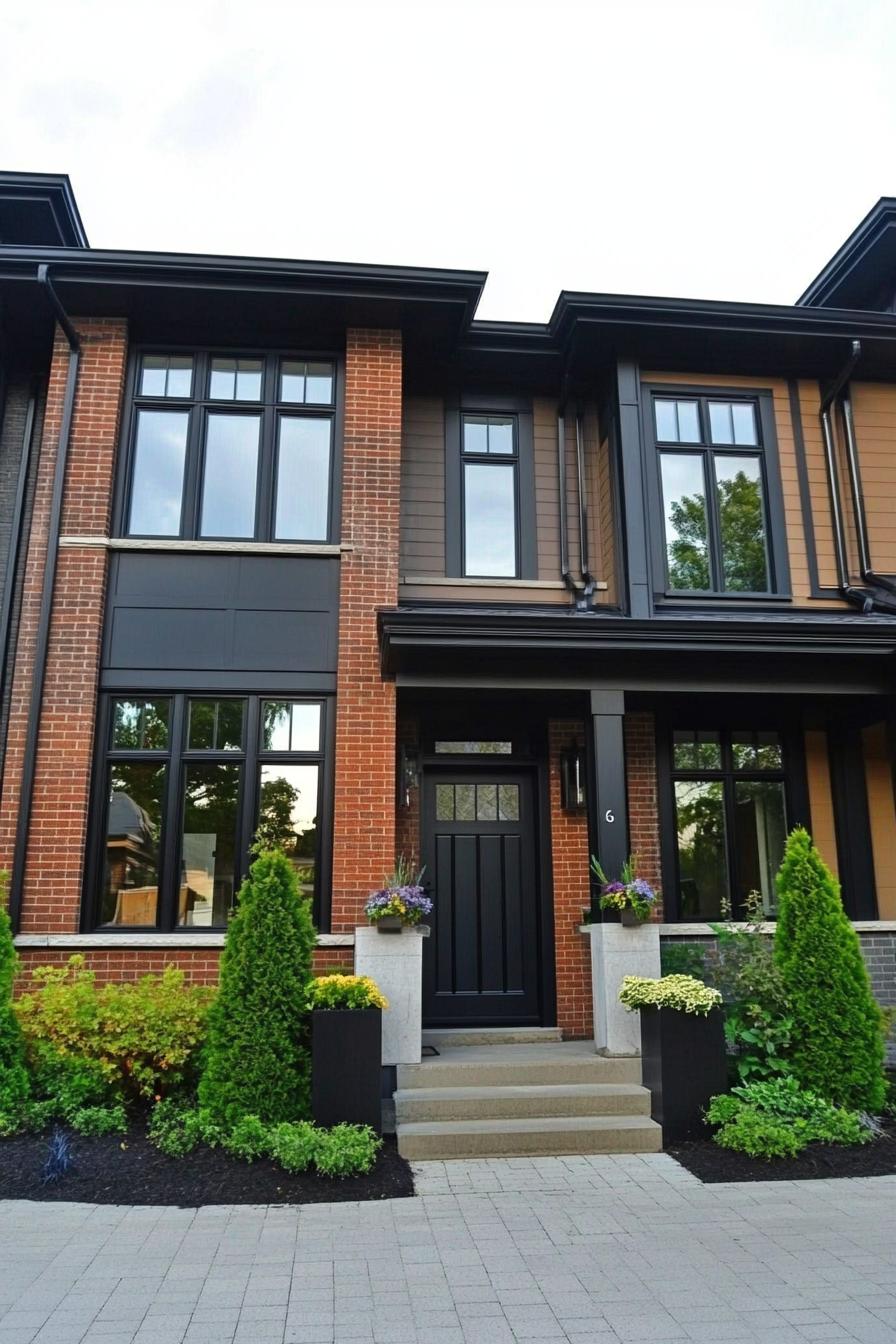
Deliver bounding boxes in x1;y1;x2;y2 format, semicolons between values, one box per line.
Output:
590;854;658;926
364;857;432;933
618;974;727;1140
307;974;388;1134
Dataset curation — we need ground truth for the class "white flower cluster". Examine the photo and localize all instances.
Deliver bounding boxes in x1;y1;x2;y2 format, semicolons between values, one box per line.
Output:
618;974;722;1016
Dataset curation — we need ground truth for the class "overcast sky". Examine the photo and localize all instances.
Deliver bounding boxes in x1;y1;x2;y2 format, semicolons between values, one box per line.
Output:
2;1;895;320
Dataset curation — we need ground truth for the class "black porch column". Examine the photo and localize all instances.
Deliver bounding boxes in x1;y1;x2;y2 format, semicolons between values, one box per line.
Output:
589;689;630;886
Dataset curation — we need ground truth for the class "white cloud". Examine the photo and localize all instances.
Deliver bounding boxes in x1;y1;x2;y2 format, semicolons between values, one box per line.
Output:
1;0;894;319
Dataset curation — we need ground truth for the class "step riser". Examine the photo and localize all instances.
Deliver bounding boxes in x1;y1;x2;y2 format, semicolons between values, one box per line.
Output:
399;1127;662;1160
397;1093;651;1121
398;1060;641;1088
422;1028;563;1047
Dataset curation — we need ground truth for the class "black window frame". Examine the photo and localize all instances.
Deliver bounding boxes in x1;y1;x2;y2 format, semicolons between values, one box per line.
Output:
642;385;791;602
115;348;344;544
444;394;537;580
83;692;333;932
657;710;809;922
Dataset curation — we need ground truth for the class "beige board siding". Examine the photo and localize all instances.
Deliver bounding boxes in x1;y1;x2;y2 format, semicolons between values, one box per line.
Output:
400;395;445;579
533;396;580;581
804;728;839;878
596;429;617;605
849;383;896;578
797;378;847;595
644;371;847;609
864;722;896;921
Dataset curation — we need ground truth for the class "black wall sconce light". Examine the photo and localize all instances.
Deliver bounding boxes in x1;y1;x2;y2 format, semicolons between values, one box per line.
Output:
397;743;421;807
560;743;586;812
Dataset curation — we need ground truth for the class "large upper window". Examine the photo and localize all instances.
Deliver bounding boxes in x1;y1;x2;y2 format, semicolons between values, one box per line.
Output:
91;694;327;930
123;352;337;542
669;727;788;921
649;392;785;596
462;414;519;577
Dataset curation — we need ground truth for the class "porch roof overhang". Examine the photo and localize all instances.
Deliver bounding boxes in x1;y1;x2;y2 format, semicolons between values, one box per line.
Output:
379;605;896;693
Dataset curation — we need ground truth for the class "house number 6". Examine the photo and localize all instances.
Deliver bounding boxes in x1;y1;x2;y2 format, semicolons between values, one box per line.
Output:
605;809;615;823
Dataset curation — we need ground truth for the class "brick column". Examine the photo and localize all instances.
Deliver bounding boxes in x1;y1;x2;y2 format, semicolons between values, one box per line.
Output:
625;711;663;919
0;319;128;933
548;720;592;1037
330;329;402;932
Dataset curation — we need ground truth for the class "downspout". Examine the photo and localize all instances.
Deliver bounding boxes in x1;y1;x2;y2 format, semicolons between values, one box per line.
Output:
840;385;896;599
0;383;39;751
558;350;586;608
8;266;80;932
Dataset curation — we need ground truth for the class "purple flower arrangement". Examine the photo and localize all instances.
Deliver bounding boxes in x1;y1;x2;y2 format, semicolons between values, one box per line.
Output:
364;858;433;927
590;855;658;923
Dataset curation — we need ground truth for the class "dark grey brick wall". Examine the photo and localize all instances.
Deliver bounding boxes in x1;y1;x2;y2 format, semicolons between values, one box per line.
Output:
660;929;896;1067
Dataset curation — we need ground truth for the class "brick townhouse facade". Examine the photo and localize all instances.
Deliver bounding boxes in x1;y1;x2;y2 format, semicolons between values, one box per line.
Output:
0;173;895;1052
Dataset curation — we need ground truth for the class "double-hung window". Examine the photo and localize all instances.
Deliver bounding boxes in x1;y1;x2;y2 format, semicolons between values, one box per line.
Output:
91;694;327;930
667;727;789;920
647;390;788;597
124;352;337;542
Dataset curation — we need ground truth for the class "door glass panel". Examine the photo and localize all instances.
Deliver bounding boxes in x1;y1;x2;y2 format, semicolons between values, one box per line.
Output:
498;784;520;821
714;455;768;591
674;779;729;920
178;763;240;927
101;762;166;926
476;783;497;821
734;780;786;916
257;763;319;900
275;416;331;540
128;409;189;535
435;783;454;821
454;784;475;821
463;462;517;576
200;414;259;537
660;453;710;590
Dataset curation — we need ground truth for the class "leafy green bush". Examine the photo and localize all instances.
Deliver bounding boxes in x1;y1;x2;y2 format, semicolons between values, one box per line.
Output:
69;1104;128;1136
314;1123;381;1177
224;1115;272;1161
268;1121;319;1173
706;1075;871;1159
16;958;213;1102
147;1099;207;1157
775;829;886;1112
0;901;30;1127
660;942;707;979
306;975;388;1011
199;849;316;1128
29;1044;118;1117
708;891;793;1083
714;1107;803;1159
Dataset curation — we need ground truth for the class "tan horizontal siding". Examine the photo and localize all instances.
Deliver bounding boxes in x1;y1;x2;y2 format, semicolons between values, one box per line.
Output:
864;722;896;921
804;729;839;878
850;383;896;578
400;396;445;578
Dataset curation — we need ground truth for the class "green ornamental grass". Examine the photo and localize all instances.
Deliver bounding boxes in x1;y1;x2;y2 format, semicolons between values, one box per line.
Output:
774;828;885;1113
199;849;317;1128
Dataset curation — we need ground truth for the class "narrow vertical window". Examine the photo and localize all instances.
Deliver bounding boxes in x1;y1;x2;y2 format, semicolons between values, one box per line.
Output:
462;415;518;577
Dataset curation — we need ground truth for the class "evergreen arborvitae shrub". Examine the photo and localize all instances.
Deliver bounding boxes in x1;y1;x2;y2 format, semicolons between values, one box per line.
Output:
774;827;885;1112
0;903;30;1116
199;850;316;1128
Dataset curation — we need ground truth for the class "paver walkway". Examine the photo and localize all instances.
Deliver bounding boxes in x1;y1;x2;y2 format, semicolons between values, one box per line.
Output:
1;1155;896;1344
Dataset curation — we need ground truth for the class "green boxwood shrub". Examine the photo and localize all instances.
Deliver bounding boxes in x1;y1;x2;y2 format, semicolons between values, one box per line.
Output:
198;849;316;1128
314;1123;381;1177
774;828;885;1112
0;903;30;1127
224;1114;272;1161
268;1121;319;1173
706;1075;871;1159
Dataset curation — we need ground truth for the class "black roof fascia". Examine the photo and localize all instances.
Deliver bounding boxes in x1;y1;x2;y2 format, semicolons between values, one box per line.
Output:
797;198;896;309
0;173;88;248
379;605;896;672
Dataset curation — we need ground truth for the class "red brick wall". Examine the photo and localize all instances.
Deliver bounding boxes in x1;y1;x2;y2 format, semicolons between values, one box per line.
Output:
625;712;663;919
330;329;403;932
14;944;354;990
548;720;592;1038
0;319;128;933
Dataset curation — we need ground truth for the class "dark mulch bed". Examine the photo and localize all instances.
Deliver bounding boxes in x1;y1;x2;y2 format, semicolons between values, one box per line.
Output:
668;1123;896;1182
0;1127;414;1206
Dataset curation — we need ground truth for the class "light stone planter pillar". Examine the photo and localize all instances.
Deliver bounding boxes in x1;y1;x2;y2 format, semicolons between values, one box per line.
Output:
354;925;427;1065
580;921;661;1055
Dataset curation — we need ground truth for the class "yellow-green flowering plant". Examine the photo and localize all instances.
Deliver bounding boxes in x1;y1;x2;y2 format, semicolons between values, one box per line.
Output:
306;975;388;1012
618;974;722;1016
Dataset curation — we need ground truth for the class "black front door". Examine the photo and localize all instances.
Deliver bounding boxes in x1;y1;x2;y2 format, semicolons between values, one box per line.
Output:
422;770;542;1026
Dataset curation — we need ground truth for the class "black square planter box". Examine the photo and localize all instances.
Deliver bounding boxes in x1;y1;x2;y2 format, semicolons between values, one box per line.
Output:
311;1006;382;1135
639;1006;728;1142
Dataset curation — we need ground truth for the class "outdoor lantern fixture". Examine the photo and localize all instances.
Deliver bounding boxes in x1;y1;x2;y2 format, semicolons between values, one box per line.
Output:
397;743;421;808
560;744;586;812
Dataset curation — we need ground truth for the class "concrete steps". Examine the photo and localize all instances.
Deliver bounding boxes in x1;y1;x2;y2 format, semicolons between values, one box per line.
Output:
421;1027;563;1048
396;1040;661;1160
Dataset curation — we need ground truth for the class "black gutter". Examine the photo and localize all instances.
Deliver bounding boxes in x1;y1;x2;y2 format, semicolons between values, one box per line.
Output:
818;341;896;615
557;412;582;605
8;267;80;932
